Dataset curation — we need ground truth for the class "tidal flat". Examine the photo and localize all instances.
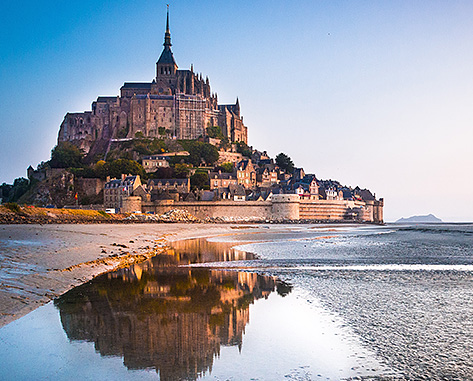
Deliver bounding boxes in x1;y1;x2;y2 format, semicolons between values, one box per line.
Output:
1;223;473;379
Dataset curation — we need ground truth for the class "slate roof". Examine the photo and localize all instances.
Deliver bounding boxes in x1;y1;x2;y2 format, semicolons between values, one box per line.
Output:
121;82;152;89
209;172;236;180
96;96;119;103
148;178;189;186
157;47;177;66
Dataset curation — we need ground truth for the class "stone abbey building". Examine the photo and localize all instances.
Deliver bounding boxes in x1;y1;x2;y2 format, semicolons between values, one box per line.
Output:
58;9;247;154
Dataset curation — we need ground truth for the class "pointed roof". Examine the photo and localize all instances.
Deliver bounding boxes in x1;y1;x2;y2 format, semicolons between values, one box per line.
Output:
157;6;177;66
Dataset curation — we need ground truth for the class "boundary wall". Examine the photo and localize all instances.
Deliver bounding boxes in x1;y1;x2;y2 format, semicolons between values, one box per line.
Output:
124;193;384;223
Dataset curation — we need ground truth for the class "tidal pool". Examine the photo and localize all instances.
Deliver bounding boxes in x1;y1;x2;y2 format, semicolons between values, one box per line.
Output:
0;237;389;380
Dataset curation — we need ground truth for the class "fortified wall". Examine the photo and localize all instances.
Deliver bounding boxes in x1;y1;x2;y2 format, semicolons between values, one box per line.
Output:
123;194;384;223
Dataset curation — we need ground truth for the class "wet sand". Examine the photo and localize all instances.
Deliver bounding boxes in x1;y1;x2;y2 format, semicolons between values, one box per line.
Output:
0;223;259;328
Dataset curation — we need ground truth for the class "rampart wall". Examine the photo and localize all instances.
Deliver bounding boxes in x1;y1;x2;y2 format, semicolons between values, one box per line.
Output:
133;194;384;224
142;200;273;221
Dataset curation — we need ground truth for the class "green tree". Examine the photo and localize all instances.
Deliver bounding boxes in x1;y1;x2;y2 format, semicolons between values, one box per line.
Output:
206;126;225;139
190;171;209;190
158;127;166;136
149;167;175;179
218;162;234;173
5;178;31;202
180;141;219;166
108;159;144;179
93;160;108;179
218;137;230;151
200;143;219;166
174;163;190;178
49;142;84;168
235;141;252;158
276;152;295;174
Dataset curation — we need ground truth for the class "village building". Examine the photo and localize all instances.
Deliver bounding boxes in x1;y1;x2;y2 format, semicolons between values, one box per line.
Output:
236;159;256;188
147;178;190;200
141;155;170;173
209;171;238;190
104;175;142;210
255;166;279;187
215;184;247;201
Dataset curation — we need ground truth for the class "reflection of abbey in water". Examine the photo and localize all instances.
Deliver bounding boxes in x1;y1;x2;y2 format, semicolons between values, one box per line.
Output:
55;250;290;380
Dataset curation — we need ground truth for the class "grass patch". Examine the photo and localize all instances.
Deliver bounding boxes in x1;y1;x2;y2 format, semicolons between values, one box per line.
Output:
98;210;111;218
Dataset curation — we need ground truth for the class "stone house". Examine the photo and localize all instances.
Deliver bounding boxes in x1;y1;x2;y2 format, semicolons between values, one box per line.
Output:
141;155;170;173
209;171;238;190
104;174;142;210
236;159;256;188
147;178;190;201
216;184;247;201
256;167;279;187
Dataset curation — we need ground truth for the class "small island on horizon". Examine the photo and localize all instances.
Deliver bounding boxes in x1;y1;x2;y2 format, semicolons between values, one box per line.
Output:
395;214;443;224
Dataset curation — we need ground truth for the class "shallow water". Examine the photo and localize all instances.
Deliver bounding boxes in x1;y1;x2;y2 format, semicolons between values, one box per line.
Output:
1;223;472;379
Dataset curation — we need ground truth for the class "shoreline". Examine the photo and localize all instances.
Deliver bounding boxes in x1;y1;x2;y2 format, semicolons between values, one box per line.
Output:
0;223;256;328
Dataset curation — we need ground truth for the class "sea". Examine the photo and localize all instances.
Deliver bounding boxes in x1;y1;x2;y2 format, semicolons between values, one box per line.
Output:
1;223;472;380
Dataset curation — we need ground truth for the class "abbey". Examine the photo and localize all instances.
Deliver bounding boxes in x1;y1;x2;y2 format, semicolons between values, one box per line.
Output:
58;9;247;154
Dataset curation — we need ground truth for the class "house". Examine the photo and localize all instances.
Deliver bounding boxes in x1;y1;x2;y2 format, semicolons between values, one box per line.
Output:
104;174;142;211
132;184;151;202
216;183;247;201
284;174;319;200
236;159;256;188
147;178;190;201
141;155;170;173
209;171;238;190
256;166;279;187
251;150;270;165
247;188;274;201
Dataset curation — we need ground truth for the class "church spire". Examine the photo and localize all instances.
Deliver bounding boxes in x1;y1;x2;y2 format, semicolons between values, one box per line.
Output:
164;4;171;47
156;4;177;78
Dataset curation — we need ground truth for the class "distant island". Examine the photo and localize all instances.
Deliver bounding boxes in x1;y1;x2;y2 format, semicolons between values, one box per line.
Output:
395;214;442;224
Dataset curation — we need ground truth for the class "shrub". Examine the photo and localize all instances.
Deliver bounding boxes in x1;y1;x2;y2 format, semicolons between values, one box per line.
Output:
4;202;21;214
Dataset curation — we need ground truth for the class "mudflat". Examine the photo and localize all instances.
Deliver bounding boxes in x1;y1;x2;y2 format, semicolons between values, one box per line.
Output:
0;223;244;328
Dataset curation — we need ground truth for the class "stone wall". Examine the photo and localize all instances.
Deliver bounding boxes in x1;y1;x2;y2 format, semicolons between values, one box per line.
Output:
122;196;142;213
299;199;362;221
137;196;384;223
76;178;106;197
143;200;273;221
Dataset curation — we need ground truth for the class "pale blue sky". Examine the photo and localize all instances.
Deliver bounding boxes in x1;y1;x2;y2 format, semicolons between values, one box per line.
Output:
1;1;472;221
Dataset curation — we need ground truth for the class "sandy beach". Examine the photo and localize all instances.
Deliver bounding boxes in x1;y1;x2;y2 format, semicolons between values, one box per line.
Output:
0;223;246;328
